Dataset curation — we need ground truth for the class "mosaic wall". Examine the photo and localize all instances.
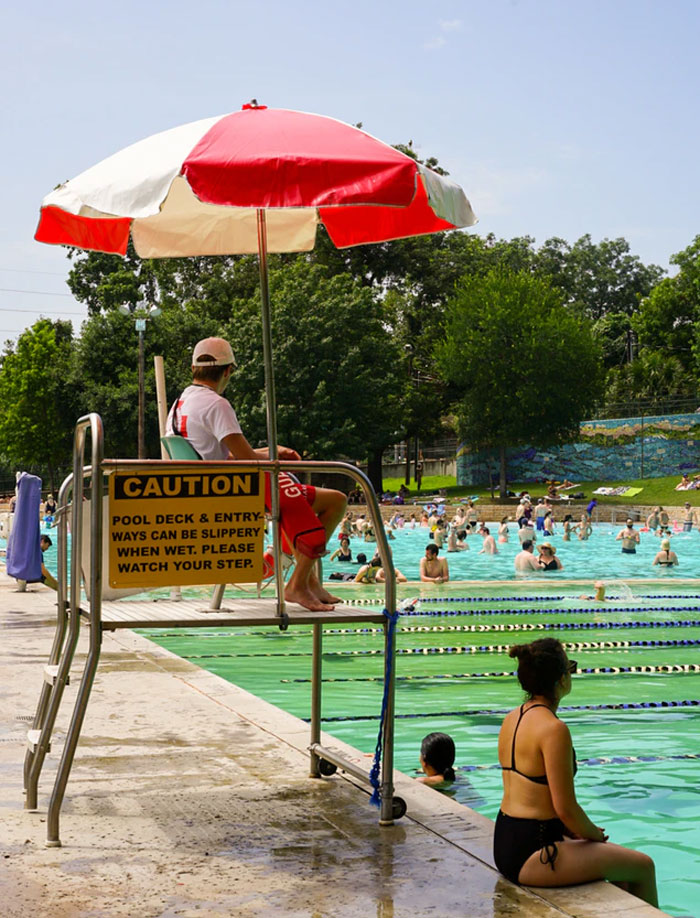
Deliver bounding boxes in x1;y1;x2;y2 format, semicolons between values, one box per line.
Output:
456;413;700;486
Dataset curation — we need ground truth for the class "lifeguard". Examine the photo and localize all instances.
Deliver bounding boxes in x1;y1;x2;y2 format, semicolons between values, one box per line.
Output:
165;337;346;611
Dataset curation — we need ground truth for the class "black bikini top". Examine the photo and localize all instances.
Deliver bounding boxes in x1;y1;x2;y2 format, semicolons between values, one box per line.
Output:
501;704;577;785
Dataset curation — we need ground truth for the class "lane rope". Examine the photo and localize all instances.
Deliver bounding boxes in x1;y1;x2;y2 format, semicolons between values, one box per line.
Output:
140;619;700;639
177;638;700;660
284;663;700;683
391;606;700;616
313;699;700;723
456;752;700;773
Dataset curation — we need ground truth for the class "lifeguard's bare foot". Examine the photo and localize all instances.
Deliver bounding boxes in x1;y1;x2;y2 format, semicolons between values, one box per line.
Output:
285;586;334;612
314;586;342;604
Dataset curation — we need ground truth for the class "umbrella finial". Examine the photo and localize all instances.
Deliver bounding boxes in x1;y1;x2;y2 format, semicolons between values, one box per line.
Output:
242;99;267;110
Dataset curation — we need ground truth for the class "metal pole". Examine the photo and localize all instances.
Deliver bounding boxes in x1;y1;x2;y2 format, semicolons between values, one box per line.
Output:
309;622;322;776
256;210;285;617
138;327;145;459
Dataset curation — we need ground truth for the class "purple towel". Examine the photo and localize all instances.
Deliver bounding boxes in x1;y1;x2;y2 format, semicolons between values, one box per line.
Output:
6;473;42;581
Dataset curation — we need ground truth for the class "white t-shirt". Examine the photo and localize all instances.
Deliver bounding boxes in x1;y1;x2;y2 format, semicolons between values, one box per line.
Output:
165;385;242;460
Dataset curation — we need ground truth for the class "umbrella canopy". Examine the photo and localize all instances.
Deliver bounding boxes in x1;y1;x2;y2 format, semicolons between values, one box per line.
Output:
35;104;476;257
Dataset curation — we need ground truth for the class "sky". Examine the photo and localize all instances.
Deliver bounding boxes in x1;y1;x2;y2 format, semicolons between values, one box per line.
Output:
3;0;700;343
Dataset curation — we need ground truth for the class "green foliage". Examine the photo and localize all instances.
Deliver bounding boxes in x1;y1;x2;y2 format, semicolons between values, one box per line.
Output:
0;320;78;490
634;235;700;373
221;259;405;461
605;350;697;404
537;235;664;320
437;269;605;456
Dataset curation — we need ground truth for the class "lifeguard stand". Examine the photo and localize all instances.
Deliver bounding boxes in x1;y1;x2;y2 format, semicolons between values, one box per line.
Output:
24;414;404;846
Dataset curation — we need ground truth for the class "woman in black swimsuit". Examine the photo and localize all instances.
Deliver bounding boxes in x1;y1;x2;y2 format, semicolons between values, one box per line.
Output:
494;638;658;906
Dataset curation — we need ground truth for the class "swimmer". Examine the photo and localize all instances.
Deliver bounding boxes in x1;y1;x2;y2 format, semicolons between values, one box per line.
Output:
616;519;640;554
330;536;353;563
420;544;450;583
577;514;592;541
416;732;456;787
354;553;383;584
562;514;574;542
447;524;468;552
514;540;540;572
478;527;498;555
376;565;408;583
498;515;510;543
652;539;678;567
681;502;697;533
543;510;555;536
537;542;563;571
579;581;607;601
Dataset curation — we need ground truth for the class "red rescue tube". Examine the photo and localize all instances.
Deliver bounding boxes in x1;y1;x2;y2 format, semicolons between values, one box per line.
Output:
265;472;326;559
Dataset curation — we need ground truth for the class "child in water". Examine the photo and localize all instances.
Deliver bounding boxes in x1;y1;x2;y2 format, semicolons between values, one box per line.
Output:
416;732;456;787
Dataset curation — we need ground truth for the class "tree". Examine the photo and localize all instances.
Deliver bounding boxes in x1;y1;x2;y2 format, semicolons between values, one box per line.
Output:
221;259;405;491
634;235;700;373
436;269;604;496
537;235;664;320
72;305;221;458
0;320;78;492
605;350;697;407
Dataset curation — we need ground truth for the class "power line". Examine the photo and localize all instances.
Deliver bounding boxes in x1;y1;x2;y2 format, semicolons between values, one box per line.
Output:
0;267;67;276
0;306;85;316
0;287;73;297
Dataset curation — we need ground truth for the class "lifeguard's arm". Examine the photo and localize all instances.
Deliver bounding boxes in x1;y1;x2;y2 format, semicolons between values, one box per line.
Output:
221;433;300;462
542;719;606;841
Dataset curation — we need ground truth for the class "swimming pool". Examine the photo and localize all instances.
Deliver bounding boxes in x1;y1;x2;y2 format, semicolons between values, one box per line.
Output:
328;520;699;581
4;525;699;913
141;580;700;917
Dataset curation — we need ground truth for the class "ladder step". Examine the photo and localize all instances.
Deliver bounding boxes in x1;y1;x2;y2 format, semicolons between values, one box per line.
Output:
27;730;51;754
43;665;68;686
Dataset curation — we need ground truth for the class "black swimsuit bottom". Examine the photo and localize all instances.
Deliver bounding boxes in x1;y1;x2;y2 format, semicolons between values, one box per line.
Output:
494;810;567;882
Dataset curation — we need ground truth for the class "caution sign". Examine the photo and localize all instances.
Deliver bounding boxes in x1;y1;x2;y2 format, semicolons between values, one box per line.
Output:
108;469;265;588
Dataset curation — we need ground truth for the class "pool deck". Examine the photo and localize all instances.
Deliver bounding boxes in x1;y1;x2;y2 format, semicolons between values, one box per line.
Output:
0;572;671;918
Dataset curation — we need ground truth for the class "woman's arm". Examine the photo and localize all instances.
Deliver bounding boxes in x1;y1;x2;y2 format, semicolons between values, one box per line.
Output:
543;720;606;841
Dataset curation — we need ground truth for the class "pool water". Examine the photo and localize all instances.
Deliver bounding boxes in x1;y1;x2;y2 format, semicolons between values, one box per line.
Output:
328;520;700;581
141;581;700;917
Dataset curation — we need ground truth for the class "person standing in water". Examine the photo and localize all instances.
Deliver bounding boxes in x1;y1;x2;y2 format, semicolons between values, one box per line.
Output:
616;519;640;554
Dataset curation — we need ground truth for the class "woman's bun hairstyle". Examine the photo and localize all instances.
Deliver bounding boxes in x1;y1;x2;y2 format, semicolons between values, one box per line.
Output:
510;638;567;703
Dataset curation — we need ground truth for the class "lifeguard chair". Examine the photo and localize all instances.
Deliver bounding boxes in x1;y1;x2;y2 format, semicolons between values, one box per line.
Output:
23;414;404;847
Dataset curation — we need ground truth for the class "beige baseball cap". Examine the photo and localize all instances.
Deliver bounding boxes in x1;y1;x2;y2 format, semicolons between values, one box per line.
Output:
192;337;236;367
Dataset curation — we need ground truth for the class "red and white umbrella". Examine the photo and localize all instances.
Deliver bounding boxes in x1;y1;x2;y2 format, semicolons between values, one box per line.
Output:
36;104;475;256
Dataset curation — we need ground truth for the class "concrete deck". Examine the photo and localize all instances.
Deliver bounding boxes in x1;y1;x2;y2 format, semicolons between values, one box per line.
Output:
0;574;670;918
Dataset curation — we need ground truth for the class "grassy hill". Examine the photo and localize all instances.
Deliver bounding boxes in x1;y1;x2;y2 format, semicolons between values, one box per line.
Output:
381;470;700;507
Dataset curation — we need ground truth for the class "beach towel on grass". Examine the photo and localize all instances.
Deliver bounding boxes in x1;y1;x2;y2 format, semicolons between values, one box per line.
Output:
6;473;42;581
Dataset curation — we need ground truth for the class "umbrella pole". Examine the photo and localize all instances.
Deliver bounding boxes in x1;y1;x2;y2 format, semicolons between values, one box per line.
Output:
256;210;285;619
